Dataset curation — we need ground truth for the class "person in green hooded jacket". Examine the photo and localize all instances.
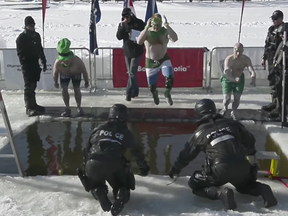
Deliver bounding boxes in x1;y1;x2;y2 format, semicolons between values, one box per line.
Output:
53;38;89;117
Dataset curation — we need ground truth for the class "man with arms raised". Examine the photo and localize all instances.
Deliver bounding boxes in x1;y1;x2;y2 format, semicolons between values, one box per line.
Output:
220;43;256;120
137;14;178;106
53;38;89;117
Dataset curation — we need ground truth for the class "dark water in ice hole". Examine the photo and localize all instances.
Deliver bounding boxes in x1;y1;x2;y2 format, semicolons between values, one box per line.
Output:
2;120;287;177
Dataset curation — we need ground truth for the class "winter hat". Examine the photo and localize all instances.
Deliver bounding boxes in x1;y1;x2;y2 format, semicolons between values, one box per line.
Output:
271;10;284;20
57;38;74;61
24;16;35;26
122;8;131;16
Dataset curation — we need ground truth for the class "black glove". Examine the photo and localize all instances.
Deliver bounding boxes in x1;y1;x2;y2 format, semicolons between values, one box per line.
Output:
282;45;288;52
246;149;257;156
43;64;47;72
139;164;150;177
168;166;180;179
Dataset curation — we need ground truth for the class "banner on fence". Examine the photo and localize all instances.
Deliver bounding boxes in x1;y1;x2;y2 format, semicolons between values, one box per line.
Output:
2;48;57;90
112;48;204;88
210;47;268;81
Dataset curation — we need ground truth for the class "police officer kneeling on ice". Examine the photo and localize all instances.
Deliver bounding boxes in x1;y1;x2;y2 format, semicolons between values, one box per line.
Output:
77;104;150;216
168;99;278;210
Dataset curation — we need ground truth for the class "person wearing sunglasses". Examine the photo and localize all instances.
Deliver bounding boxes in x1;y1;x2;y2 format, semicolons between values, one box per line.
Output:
220;43;256;120
261;10;285;116
52;38;89;117
16;16;47;117
116;8;145;101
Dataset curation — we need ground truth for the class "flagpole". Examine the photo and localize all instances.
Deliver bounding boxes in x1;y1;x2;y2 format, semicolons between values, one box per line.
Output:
150;0;153;17
42;22;45;48
237;0;246;43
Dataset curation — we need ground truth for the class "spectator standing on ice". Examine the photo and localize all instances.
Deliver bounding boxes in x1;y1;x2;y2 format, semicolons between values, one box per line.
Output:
168;98;278;211
261;10;286;116
16;16;47;117
116;8;145;101
52;38;89;117
219;43;256;120
137;13;178;106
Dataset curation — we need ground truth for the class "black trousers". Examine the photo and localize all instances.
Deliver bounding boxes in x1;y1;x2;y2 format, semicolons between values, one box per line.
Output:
267;62;278;105
188;162;263;199
124;55;142;97
85;154;135;196
275;74;288;118
23;76;38;109
22;67;41;109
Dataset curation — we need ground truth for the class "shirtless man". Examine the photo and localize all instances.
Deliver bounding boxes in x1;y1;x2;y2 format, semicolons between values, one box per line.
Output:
220;43;256;120
137;13;178;105
53;38;89;117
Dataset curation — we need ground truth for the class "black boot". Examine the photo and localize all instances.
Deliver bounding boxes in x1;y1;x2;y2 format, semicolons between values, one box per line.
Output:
217;187;237;211
149;85;159;105
32;97;45;113
261;103;276;112
196;186;237;211
35;104;45;113
268;108;280;120
91;186;111;212
258;183;278;208
111;187;130;216
25;98;43;117
26;108;41;117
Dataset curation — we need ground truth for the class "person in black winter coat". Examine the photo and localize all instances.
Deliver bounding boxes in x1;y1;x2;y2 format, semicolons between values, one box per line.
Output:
168;99;277;211
16;16;47;117
261;10;285;115
116;8;145;101
77;104;150;216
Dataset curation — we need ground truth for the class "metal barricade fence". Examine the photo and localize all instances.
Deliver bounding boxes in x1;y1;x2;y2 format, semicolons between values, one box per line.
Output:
93;47;210;90
0;47;93;91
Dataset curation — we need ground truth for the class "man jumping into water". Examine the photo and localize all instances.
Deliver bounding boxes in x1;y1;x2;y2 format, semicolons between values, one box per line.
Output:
137;13;178;106
220;43;256;120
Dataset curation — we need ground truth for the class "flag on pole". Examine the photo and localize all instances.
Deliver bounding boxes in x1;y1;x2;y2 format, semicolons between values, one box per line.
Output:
42;0;47;47
145;0;158;23
237;0;246;43
123;0;136;16
89;0;101;55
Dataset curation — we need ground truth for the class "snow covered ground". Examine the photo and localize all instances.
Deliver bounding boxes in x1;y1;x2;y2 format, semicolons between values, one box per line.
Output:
0;1;288;215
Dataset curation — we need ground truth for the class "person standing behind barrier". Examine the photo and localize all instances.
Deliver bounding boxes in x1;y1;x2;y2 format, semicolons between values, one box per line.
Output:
16;16;47;117
116;8;145;102
137;14;178;106
53;38;89;117
261;10;285;114
219;43;256;120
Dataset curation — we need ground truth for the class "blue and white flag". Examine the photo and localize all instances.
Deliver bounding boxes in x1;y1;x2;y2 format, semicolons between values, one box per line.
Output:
145;0;158;23
89;0;101;55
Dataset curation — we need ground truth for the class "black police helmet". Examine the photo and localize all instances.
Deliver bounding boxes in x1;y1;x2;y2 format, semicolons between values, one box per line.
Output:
194;99;217;119
108;104;128;122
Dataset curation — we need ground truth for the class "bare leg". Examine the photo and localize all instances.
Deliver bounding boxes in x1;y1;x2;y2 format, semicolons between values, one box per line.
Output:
220;93;231;115
73;87;82;108
232;92;241;112
62;86;70;108
223;93;231;110
231;92;242;120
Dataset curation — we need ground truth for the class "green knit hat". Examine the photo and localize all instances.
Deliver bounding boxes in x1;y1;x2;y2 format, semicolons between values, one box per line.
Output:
57;38;74;61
